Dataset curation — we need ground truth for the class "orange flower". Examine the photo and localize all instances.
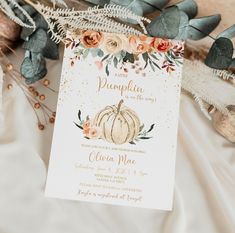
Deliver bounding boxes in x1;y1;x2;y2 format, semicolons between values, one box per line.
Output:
83;120;92;130
151;38;173;52
128;35;152;54
80;31;104;48
87;127;101;139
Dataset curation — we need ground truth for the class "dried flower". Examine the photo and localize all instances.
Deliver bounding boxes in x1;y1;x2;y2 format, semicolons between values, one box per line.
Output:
80;31;103;48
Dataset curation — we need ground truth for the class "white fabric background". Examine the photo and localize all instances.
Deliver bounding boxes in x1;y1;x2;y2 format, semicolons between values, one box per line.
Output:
0;43;234;233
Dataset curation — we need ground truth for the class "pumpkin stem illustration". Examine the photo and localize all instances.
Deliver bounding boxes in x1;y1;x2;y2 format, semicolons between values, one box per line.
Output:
117;99;124;113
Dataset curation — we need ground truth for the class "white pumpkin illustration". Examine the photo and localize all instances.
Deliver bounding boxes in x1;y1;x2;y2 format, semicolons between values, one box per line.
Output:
94;100;140;144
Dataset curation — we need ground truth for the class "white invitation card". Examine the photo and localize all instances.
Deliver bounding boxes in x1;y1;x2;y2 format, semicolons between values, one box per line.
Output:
45;31;184;210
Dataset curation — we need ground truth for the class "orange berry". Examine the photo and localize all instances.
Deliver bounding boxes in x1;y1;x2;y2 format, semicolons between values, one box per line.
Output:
28;86;35;92
43;79;50;86
7;84;13;89
6;63;13;71
38;124;45;130
33;91;39;97
34;102;41;109
49;117;55;124
39;94;45;101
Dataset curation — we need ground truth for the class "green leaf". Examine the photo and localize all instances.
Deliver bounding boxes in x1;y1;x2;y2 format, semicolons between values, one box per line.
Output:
149;61;155;71
139;124;144;132
123;52;135;63
22;29;48;53
113;57;118;68
229;58;235;69
175;11;189;40
188;14;221;40
147;6;181;39
21;52;47;84
83;49;90;59
151;60;161;69
42;37;59;60
147;124;155;133
205;37;234;69
97;49;104;57
105;65;110;76
139;137;152;139
102;54;110;61
217;25;235;39
129;141;136;145
78;110;81;121
141;0;170;11
176;0;198;19
85;0;110;6
142;52;149;62
150;53;159;61
74;122;83;130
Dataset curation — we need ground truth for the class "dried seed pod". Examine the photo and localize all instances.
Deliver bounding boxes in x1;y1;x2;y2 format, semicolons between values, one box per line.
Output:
49;117;55;124
39;94;45;100
43;79;50;86
34;102;41;109
38;123;45;130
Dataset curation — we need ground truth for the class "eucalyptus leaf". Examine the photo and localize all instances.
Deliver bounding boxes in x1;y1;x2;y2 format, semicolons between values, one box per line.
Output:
14;4;37;22
187;14;221;40
141;0;170;10
21;52;47;84
123;52;135;63
125;0;144;24
110;0;133;7
217;24;235;39
23;29;48;53
229;58;235;69
42;38;59;60
205;37;233;69
21;14;48;40
175;0;198;19
85;0;110;6
174;11;189;40
147;6;181;38
110;0;170;24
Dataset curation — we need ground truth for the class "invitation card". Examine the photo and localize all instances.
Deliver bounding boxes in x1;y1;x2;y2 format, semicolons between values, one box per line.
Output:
45;31;184;210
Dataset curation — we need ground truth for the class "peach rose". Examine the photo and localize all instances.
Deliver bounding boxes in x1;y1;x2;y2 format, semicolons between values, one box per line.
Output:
103;34;123;54
87;126;101;139
80;31;104;48
151;38;173;52
128;35;152;54
83;119;92;130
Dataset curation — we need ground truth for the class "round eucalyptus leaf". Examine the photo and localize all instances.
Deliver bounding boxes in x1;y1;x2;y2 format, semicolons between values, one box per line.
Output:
175;11;189;40
14;4;37;22
229;58;235;69
110;0;132;6
42;38;59;60
21;52;47;83
110;0;170;24
141;0;170;10
85;0;110;6
175;0;198;19
188;14;221;40
22;28;48;53
205;37;233;69
147;6;181;38
21;14;48;40
33;14;48;30
217;24;235;40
